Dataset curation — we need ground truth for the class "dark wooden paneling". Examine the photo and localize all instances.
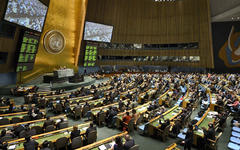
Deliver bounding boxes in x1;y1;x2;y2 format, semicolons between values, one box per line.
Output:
0;0;20;73
85;0;213;68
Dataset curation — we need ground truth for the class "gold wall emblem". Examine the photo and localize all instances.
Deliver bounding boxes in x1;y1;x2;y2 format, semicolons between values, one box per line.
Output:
43;30;66;54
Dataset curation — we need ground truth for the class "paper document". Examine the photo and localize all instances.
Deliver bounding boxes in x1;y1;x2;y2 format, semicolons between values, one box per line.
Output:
99;145;107;150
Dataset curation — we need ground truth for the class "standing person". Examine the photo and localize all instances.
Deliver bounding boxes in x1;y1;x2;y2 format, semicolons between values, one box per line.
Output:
132;109;139;125
183;125;193;150
122;112;132;131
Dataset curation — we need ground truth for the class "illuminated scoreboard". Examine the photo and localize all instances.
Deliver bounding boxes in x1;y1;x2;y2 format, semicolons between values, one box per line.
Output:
16;63;34;72
84;45;97;67
18;53;36;63
20;33;39;53
16;31;40;72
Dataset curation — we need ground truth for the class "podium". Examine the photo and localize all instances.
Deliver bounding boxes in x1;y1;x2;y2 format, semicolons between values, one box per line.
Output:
43;69;83;83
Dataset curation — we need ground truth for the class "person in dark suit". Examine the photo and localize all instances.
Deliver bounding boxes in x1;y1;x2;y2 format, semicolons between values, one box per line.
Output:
183;125;193;150
203;123;216;141
40;140;51;150
56;118;66;129
23;135;39;150
118;100;124;111
70;125;81;140
8;103;15;113
43;117;54;129
202;123;216;150
123;134;135;150
85;123;96;137
159;119;170;130
13;124;25;137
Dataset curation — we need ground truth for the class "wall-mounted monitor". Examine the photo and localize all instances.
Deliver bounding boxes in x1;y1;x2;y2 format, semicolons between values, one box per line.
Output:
4;0;48;32
84;21;113;43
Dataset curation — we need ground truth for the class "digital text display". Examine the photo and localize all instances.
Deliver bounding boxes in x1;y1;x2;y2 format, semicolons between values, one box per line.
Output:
20;33;40;53
18;53;36;63
84;45;97;67
16;32;40;72
16;63;34;72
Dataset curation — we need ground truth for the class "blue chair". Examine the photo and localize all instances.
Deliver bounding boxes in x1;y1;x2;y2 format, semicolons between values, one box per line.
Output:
233;127;240;133
232;131;240;138
228;142;240;150
230;136;240;145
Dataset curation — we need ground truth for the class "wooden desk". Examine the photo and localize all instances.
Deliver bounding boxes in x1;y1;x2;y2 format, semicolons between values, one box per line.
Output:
158;89;173;106
0;104;35;112
138;88;157;103
0;115;66;133
148;105;183;136
165;143;180;150
120;88;137;99
91;99;129;119
193;109;215;146
7;122;91;150
0;109;45;120
76;132;128;150
68;98;105;111
116;102;151;128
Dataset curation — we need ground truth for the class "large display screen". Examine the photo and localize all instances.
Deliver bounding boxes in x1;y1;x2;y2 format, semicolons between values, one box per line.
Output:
16;31;40;72
16;63;34;72
4;0;48;32
84;45;97;67
84;21;113;43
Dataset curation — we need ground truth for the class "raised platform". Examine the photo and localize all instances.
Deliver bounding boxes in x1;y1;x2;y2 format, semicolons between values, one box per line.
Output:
0;76;96;95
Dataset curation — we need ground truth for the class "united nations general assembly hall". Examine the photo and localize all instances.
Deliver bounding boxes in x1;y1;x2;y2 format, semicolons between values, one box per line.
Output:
0;0;240;149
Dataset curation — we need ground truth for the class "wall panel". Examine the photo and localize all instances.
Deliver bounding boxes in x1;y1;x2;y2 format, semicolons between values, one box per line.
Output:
85;0;213;68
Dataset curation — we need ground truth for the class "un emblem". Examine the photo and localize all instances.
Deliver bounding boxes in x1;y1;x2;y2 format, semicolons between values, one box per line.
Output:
43;30;66;54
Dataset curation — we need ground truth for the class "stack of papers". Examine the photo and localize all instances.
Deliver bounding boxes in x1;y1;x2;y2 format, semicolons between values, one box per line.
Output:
99;145;107;150
8;145;16;150
197;129;203;133
207;115;212;118
82;127;88;131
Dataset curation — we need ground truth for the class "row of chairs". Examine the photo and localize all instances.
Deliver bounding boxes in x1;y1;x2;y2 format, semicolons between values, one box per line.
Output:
228;125;240;150
1;122;69;143
37;130;97;150
0;116;32;125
